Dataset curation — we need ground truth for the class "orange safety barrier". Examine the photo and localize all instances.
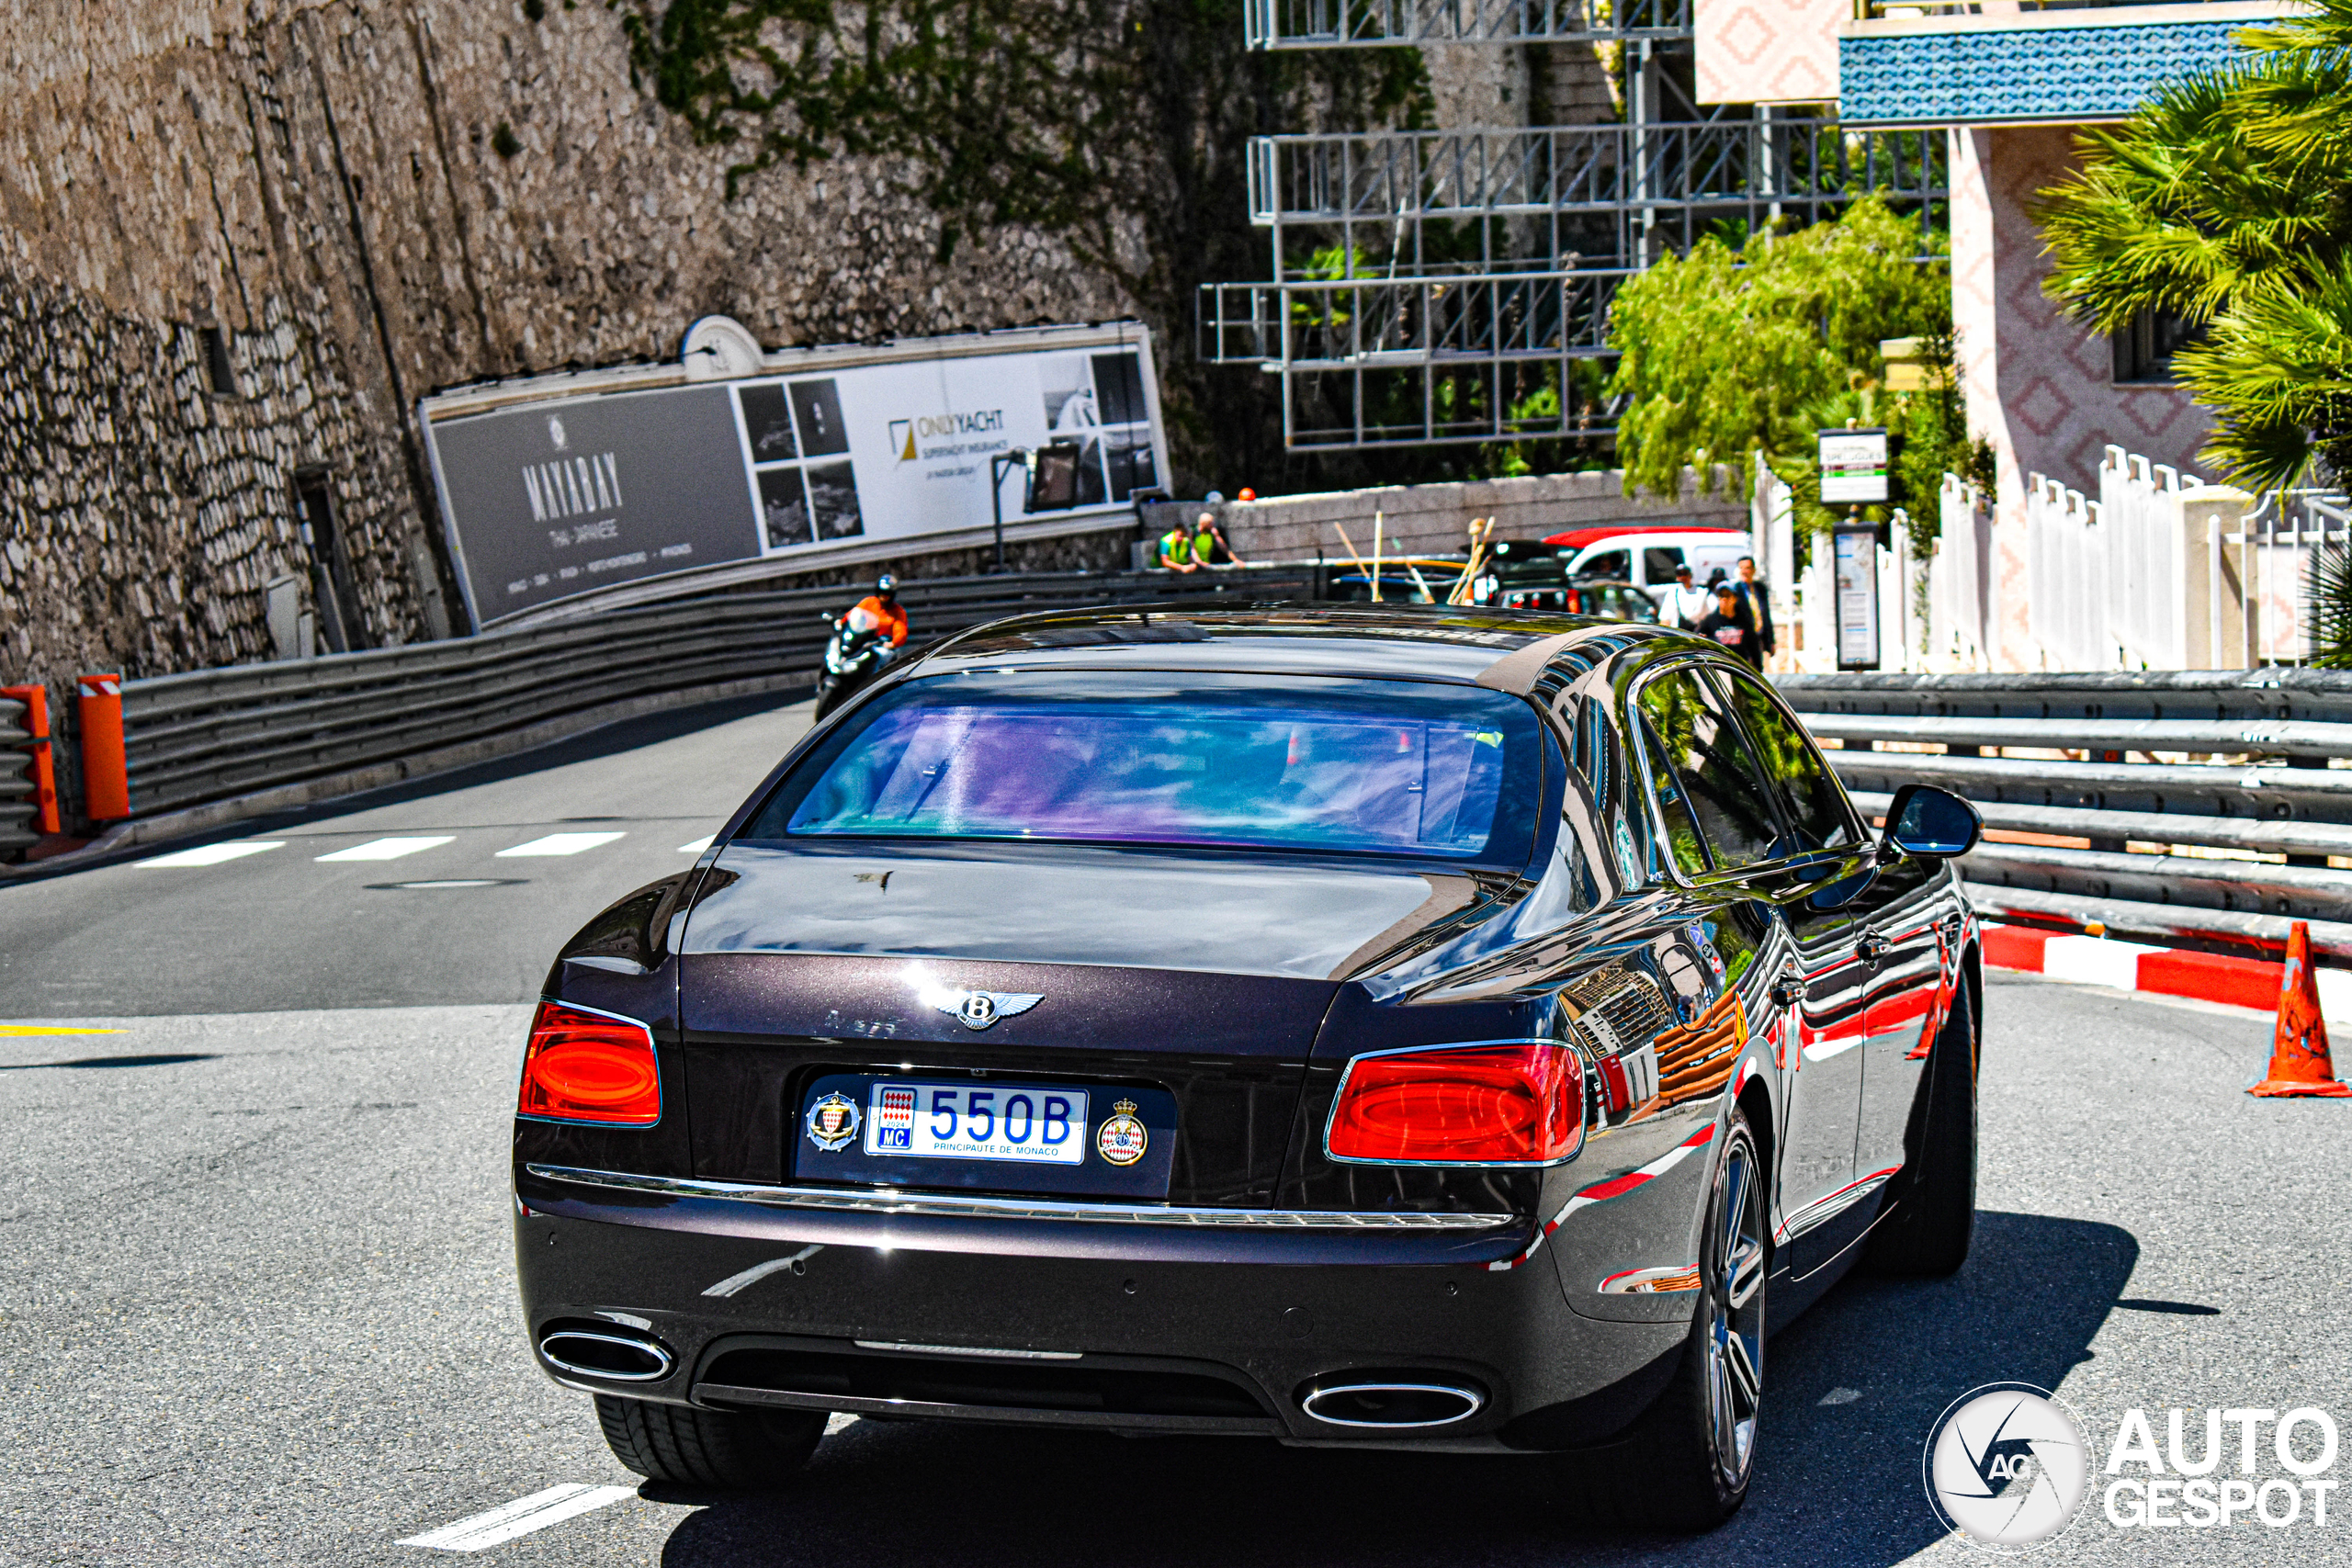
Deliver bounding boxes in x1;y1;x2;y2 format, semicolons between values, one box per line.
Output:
2248;921;2352;1099
76;673;129;823
1;683;62;835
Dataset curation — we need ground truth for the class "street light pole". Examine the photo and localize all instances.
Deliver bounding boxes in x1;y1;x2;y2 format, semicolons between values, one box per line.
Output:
989;448;1029;574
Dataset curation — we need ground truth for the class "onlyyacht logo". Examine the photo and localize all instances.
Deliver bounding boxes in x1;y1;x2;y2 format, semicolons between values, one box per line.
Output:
1924;1384;2091;1551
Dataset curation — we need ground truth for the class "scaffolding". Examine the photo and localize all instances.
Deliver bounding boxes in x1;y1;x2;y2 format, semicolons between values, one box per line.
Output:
1246;0;1693;48
1203;23;1951;449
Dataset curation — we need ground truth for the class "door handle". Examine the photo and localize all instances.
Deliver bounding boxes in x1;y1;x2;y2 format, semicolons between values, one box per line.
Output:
1856;933;1891;965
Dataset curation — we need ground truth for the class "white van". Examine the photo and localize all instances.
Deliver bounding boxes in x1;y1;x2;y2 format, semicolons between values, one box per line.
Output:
1547;525;1752;593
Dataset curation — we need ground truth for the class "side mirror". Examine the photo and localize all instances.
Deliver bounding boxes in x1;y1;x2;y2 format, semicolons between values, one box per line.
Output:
1883;784;1982;860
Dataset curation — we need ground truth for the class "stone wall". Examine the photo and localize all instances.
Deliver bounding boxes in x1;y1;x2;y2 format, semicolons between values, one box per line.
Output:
0;0;1136;718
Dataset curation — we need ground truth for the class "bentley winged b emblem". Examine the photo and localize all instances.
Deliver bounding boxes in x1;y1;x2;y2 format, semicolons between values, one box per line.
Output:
927;987;1044;1032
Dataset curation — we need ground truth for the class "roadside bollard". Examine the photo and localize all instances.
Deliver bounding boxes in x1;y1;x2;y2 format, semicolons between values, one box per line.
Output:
1;684;61;835
76;673;130;823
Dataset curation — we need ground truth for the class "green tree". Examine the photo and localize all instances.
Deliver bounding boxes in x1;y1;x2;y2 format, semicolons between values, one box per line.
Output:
2035;0;2352;489
1604;199;1973;539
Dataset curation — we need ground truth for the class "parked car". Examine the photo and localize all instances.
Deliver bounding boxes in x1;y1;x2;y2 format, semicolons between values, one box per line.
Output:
1545;525;1751;594
1466;549;1661;622
512;605;1984;1530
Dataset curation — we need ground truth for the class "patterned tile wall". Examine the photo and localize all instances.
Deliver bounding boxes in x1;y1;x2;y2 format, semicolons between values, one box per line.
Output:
1951;127;2211;669
1694;0;1849;104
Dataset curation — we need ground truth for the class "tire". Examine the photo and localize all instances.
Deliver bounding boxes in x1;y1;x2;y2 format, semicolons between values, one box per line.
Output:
1560;1108;1767;1532
812;675;842;721
1864;976;1978;1276
594;1395;825;1491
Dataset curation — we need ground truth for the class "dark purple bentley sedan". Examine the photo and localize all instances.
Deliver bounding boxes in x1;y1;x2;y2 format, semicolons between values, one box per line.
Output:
512;604;1982;1529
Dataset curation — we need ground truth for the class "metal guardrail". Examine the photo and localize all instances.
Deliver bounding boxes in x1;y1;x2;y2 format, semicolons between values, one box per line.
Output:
0;693;34;857
1780;671;2352;952
118;567;1316;820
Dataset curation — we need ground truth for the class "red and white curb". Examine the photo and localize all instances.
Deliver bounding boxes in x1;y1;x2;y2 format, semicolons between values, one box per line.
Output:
1983;924;2352;1023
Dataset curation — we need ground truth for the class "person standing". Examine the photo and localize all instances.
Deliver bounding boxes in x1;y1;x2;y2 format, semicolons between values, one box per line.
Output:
1732;555;1776;664
1696;582;1763;668
1665;563;1713;630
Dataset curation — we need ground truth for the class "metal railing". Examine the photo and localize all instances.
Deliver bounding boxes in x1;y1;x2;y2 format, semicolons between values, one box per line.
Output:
115;568;1314;821
0;693;34;857
1780;671;2352;950
1248;0;1692;47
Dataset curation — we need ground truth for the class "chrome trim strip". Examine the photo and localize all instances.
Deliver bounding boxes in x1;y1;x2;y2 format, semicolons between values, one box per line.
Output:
523;1164;1520;1231
853;1339;1083;1359
1774;1166;1902;1244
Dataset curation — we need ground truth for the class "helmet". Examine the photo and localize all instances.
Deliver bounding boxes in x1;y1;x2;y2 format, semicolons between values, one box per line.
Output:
876;573;899;598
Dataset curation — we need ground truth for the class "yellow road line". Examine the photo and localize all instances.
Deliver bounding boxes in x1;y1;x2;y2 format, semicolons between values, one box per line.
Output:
0;1025;126;1036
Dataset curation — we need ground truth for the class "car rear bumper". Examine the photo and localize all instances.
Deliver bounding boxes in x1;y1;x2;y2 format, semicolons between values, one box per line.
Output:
514;1165;1690;1452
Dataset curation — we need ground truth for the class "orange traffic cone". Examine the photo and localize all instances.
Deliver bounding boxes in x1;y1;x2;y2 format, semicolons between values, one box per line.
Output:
2249;922;2352;1098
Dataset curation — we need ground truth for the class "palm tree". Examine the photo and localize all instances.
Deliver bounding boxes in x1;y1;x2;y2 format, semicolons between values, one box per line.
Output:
2035;0;2352;490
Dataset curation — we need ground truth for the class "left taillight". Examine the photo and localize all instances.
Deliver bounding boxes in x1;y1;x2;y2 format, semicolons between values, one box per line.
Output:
518;1000;662;1126
1325;1042;1585;1166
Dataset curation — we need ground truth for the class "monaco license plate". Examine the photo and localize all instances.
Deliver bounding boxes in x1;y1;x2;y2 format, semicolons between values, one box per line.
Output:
861;1080;1088;1165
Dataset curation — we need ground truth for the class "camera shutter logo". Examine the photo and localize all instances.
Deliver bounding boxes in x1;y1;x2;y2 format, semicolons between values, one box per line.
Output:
1924;1383;2091;1550
889;419;915;461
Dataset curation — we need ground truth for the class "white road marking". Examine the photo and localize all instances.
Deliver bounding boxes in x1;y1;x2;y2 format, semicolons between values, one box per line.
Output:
677;836;714;854
398;1483;636;1552
138;841;285;868
495;832;627;858
316;836;455;863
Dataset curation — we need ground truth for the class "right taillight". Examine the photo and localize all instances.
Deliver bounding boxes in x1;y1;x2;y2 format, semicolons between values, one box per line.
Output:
1325;1043;1586;1166
518;1000;662;1126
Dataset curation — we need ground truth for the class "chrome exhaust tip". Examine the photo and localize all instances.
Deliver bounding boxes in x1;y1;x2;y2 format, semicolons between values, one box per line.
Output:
1298;1379;1485;1429
538;1328;674;1383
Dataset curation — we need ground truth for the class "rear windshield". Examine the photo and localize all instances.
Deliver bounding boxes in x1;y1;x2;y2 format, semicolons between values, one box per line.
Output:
747;672;1542;863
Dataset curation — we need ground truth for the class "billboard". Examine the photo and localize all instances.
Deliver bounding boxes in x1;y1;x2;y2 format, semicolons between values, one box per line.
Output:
421;324;1166;627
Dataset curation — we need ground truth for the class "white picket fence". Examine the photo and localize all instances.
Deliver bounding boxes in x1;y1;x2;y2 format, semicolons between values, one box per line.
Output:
1768;442;2351;673
1928;475;1996;671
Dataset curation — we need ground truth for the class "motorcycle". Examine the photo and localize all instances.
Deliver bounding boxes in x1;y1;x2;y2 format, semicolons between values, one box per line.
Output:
813;607;893;720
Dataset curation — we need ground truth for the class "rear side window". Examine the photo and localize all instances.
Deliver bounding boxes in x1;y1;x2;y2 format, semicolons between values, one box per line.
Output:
1712;671;1859;852
1636;668;1788;873
751;671;1543;865
1642;546;1683;581
1639;713;1710;878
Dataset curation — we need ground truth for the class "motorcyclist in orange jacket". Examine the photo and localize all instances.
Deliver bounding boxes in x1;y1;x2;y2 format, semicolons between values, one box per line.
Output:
837;574;910;662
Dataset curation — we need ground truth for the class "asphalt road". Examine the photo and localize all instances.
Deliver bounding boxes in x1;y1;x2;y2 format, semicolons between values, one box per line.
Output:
3;694;2347;1565
0;694;814;1017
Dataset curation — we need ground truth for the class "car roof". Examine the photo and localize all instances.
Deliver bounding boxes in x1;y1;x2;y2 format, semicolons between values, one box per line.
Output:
918;604;1679;689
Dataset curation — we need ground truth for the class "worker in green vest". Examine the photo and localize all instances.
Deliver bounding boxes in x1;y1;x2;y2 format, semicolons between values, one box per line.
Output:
1157;516;1202;573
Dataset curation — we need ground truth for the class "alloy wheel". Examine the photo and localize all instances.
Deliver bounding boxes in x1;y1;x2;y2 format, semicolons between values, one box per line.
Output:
1705;1124;1767;1487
